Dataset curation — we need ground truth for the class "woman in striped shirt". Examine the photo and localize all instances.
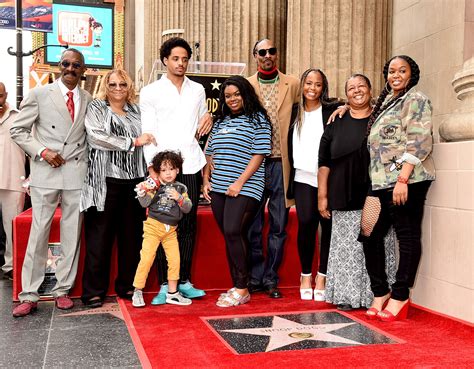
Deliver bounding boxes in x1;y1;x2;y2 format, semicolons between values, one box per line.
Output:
203;76;271;307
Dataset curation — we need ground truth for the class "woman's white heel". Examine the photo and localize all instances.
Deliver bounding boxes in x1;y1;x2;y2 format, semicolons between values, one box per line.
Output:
300;273;313;300
313;273;326;302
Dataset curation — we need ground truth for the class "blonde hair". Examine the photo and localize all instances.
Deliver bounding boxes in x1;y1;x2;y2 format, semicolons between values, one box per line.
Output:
97;69;137;103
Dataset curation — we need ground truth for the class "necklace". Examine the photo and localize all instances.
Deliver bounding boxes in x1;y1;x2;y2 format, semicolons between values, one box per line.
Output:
349;106;372;118
259;77;279;108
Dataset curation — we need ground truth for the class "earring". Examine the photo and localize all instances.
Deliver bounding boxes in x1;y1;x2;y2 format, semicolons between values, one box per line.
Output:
383;81;391;94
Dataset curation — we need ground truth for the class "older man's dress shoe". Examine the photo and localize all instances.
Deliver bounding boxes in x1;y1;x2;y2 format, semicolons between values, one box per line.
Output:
13;301;38;317
265;286;282;299
55;295;74;310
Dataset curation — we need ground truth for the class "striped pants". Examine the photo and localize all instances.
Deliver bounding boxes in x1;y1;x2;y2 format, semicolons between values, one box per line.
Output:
155;172;201;284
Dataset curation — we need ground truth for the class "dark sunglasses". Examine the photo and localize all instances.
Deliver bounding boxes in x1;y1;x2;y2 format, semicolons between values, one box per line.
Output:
108;82;128;89
257;47;277;57
60;61;83;69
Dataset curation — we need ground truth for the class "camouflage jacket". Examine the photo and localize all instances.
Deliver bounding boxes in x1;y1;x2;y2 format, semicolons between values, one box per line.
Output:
368;88;435;190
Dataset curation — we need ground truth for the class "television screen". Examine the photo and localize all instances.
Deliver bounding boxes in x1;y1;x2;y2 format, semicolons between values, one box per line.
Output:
45;2;113;68
0;0;53;32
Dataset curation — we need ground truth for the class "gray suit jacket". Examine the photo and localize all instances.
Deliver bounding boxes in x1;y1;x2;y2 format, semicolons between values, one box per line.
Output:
10;81;92;190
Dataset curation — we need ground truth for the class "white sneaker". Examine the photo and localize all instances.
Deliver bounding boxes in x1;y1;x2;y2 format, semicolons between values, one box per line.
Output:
132;290;145;307
166;291;192;306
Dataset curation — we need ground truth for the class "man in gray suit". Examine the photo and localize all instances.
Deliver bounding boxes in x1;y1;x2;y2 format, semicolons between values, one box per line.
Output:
10;49;92;317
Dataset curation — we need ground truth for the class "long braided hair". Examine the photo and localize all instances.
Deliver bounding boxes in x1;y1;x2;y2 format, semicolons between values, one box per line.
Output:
366;55;420;135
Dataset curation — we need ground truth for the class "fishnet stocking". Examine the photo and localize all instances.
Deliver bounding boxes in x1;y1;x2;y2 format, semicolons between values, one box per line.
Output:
360;196;381;237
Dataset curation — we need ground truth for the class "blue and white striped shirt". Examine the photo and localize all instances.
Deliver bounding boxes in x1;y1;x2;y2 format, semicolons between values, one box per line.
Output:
206;112;271;201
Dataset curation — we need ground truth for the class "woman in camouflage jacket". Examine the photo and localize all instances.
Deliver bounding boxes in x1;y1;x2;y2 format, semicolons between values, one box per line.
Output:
361;55;435;322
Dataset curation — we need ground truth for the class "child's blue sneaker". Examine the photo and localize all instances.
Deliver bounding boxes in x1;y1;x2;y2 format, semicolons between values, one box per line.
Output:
151;284;168;305
178;281;206;298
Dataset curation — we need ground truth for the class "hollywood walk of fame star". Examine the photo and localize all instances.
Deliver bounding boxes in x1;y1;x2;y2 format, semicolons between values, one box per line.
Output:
58;302;124;320
220;316;363;352
46;247;61;270
211;79;221;90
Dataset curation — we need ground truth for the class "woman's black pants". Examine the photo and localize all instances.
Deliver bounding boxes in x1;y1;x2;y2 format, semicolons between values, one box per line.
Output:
210;192;259;289
82;178;146;302
293;181;332;276
362;181;431;301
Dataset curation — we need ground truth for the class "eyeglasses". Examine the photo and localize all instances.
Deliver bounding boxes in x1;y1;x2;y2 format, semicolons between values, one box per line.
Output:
257;47;277;57
108;82;128;89
60;61;83;69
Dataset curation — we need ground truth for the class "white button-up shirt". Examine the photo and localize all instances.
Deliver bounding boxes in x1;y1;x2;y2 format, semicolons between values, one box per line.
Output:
140;74;208;174
58;79;81;122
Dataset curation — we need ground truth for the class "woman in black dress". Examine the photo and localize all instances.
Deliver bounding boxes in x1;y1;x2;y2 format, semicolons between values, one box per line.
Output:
318;74;396;310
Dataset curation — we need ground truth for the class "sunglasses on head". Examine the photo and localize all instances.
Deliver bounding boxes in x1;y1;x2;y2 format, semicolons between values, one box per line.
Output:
257;47;277;57
108;82;128;89
60;61;83;69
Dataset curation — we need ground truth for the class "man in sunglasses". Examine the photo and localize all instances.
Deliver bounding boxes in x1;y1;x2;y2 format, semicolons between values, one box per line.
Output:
10;49;92;317
247;39;299;299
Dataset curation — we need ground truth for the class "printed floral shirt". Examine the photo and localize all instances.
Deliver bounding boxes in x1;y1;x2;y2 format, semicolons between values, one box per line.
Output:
368;87;436;190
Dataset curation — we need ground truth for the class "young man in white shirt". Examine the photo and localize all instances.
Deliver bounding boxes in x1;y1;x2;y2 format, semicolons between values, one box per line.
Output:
140;37;212;304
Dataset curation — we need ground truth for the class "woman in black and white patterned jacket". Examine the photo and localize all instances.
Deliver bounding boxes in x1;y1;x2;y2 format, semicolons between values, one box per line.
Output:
80;69;156;308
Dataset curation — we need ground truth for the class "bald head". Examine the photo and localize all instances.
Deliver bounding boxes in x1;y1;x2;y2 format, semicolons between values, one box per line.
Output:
0;82;8;117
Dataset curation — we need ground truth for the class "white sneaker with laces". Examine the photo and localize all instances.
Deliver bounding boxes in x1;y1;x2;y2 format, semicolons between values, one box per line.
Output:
166;291;192;306
132;290;145;307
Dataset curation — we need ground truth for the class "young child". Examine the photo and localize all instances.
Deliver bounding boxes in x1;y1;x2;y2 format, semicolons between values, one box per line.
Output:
132;151;193;307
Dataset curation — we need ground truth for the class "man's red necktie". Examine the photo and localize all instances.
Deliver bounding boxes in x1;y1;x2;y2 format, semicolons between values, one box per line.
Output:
66;91;75;123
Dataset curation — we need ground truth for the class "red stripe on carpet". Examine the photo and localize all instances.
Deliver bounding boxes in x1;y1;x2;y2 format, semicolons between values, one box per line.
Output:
122;289;474;369
118;297;152;369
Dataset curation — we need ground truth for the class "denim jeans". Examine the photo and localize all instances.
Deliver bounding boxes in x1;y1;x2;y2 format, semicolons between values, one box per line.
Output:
362;181;431;301
248;160;289;287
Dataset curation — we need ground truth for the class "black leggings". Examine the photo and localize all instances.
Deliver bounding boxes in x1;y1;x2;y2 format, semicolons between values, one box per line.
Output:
362;181;431;301
294;181;331;275
210;192;259;289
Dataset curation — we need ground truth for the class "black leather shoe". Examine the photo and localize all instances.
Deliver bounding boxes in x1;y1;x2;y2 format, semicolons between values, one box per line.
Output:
265;286;282;299
85;297;103;309
337;304;353;311
248;284;264;294
3;270;13;280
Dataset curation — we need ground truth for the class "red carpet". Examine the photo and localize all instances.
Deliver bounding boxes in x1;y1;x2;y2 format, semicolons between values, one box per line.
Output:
119;289;474;369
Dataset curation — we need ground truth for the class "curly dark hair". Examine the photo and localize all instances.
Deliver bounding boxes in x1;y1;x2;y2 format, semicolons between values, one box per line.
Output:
159;37;192;64
214;75;270;124
151;150;184;173
367;55;420;134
